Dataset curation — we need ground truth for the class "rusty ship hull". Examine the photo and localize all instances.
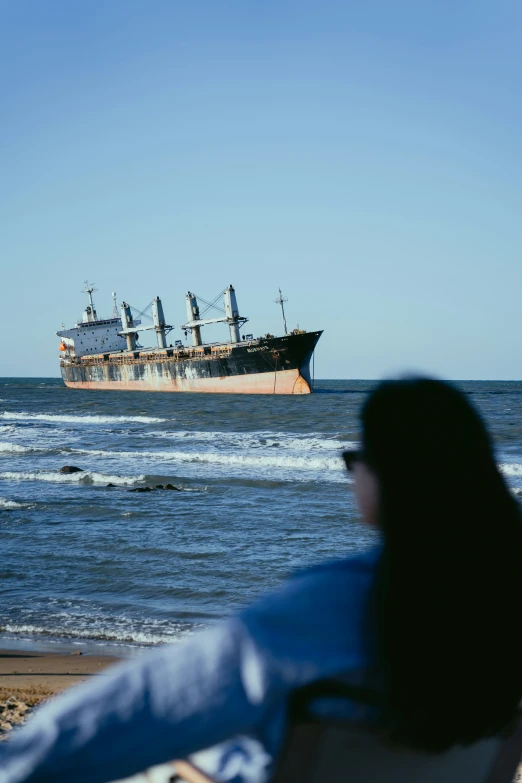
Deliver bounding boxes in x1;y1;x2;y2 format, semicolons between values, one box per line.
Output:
60;331;322;395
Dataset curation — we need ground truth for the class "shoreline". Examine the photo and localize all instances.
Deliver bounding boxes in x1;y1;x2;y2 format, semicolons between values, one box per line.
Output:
0;635;151;660
0;648;121;705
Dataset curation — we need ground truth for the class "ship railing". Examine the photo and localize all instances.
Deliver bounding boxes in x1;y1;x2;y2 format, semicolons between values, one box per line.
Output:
75;344;236;366
64;335;274;367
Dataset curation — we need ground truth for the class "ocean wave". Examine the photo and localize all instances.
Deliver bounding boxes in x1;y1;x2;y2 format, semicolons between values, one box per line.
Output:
0;441;33;453
0;440;75;456
499;463;522;477
0;622;191;646
0;497;27;509
150;430;355;452
0;470;145;486
0;412;165;425
72;447;344;473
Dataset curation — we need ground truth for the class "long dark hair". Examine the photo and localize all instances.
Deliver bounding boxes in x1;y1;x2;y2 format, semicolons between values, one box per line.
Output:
362;378;522;750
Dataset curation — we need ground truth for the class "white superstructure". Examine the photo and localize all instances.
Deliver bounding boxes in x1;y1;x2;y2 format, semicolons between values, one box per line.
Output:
57;284;129;358
57;316;128;358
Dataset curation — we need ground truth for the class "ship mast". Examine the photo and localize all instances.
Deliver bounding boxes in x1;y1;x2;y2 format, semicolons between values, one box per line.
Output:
185;293;202;346
275;288;288;335
152;296;168;349
120;302;137;351
224;285;241;343
82;281;98;322
112;292;118;318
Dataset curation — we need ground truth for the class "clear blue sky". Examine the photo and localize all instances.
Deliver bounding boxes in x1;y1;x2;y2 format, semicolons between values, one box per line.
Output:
1;0;521;379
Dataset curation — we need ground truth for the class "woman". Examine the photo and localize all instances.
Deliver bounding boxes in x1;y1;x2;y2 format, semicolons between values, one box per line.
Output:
349;377;522;750
0;377;520;783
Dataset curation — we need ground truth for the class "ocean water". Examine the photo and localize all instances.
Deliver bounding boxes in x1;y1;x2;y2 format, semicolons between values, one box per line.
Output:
1;378;521;656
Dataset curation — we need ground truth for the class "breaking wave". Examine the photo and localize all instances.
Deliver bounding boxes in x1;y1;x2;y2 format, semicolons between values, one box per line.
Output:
72;447;344;473
150;430;354;452
0;441;33;453
0;412;165;424
499;463;522;477
0;622;192;647
0;470;145;486
0;497;26;510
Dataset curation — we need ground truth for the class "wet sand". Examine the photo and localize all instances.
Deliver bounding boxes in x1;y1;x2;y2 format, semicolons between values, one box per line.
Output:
0;648;120;705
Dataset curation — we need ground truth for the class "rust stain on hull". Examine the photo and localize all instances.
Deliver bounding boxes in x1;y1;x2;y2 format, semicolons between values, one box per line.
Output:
63;368;311;395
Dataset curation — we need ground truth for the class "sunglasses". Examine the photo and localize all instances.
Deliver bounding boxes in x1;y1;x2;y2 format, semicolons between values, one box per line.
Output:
342;449;366;471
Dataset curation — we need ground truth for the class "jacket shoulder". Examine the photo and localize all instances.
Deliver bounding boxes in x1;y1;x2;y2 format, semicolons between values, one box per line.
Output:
291;544;382;582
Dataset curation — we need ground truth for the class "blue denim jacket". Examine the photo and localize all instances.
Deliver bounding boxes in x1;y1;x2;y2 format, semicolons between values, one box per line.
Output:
0;546;381;783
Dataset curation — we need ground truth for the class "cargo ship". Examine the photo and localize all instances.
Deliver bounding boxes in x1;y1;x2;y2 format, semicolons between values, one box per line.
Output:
57;284;322;394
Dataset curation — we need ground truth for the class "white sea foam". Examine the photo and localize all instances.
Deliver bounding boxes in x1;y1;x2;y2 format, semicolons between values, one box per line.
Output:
0;470;144;486
0;497;26;509
0;622;189;646
0;441;33;453
0;441;67;455
167;450;344;472
0;412;165;425
499;463;522;477
0;439;76;455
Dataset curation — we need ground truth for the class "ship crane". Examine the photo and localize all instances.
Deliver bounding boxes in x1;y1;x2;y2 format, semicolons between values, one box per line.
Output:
182;285;248;346
118;297;173;350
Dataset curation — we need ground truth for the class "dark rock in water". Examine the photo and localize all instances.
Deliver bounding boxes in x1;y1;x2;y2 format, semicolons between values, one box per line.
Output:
59;466;84;474
126;484;181;493
106;483;117;488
